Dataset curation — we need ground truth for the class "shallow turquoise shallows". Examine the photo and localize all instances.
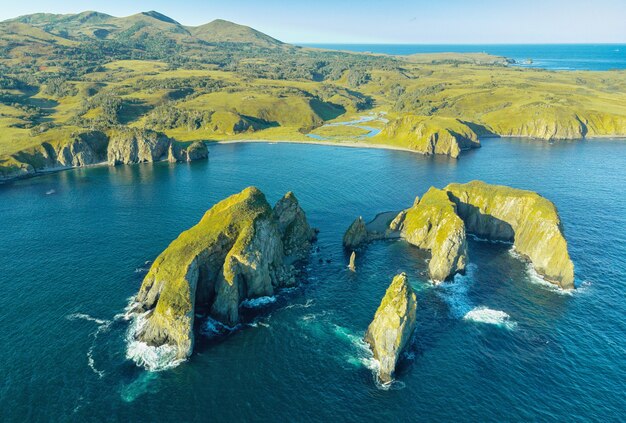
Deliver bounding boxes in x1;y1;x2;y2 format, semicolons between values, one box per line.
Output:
1;138;625;422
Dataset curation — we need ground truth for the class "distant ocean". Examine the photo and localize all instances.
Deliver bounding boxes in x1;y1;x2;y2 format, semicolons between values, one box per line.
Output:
301;44;626;71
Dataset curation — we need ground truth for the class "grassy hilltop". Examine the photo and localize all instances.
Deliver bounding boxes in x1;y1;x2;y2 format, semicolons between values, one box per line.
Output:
1;10;625;178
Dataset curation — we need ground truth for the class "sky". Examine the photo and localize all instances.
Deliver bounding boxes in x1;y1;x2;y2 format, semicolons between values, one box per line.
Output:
1;0;625;44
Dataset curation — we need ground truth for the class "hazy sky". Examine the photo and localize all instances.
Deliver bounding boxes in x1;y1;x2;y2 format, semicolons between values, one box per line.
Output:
1;0;625;43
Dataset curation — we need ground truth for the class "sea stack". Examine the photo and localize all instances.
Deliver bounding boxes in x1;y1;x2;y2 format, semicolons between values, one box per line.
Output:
343;216;368;249
130;187;315;361
364;273;417;384
445;181;575;289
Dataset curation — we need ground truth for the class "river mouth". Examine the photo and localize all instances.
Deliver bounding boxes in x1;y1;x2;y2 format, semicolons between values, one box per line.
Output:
0;138;625;421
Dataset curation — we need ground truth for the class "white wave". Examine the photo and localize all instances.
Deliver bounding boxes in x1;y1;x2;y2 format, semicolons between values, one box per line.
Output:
463;307;517;330
248;321;270;328
114;298;142;321
45;189;56;195
125;312;184;372
509;248;575;295
437;264;477;319
284;299;314;309
525;263;574;295
67;312;109;326
437;265;516;330
240;295;277;308
66;313;111;377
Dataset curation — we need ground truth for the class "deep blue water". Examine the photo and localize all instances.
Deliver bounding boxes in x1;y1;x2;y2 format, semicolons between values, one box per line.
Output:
303;44;626;70
1;138;625;421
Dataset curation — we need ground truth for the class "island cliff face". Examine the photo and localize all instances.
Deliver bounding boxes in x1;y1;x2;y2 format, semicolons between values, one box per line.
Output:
445;181;575;289
364;273;417;384
392;188;468;282
107;128;170;165
131;187;315;360
343;216;368;250
344;181;574;289
0;129;209;182
3;131;108;180
377;115;481;158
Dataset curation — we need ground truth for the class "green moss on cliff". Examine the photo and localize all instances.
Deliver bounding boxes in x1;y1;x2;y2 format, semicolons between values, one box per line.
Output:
445;180;574;288
399;187;467;281
375;115;480;158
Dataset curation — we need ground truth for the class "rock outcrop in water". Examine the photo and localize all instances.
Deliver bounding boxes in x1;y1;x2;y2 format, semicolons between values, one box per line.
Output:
445;181;575;289
273;191;317;257
168;141;209;163
345;181;574;288
364;273;417;384
130;187;315;360
106;128;209;165
343;216;368;249
391;187;468;282
377;115;481;158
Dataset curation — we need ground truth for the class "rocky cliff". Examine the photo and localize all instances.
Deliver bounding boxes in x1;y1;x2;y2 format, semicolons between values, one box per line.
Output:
273;191;317;257
168;141;209;163
377;115;481;158
107;128;170;165
392;187;467;282
1;131;108;180
364;273;417;384
445;181;575;289
343;216;368;250
130;187;315;360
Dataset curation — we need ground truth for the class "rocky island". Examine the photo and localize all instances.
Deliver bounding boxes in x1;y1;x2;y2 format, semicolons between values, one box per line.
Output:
129;187;316;361
344;181;574;288
445;181;575;289
365;273;417;384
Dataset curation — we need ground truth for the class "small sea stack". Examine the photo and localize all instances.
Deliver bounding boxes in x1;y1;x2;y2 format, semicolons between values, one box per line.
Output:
364;273;417;384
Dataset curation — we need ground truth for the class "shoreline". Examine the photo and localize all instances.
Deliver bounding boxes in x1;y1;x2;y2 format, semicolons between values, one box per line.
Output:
3;135;626;185
212;139;419;153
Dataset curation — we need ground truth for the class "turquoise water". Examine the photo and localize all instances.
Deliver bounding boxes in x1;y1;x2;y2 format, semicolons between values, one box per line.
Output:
303;44;626;70
1;138;625;421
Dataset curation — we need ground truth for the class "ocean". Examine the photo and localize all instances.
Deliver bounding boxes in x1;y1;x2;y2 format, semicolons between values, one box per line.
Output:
1;138;625;421
302;44;626;71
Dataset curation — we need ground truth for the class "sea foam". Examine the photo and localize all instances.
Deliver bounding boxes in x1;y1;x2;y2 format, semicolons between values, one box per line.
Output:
240;295;277;308
437;264;517;330
463;307;517;330
125;312;184;372
67;313;113;377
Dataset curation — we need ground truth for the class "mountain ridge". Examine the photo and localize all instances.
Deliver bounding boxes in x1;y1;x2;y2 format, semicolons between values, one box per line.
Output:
4;10;284;48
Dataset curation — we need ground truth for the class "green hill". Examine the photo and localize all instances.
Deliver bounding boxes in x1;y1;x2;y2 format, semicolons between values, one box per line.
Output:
0;10;625;181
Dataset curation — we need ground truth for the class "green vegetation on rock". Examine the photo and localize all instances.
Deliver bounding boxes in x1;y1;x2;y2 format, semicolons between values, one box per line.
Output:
376;115;480;158
393;187;468;281
132;187;315;360
364;273;417;384
445;181;575;289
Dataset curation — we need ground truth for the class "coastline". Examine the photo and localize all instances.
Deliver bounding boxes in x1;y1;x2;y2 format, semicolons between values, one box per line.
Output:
3;134;626;185
212;139;419;153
